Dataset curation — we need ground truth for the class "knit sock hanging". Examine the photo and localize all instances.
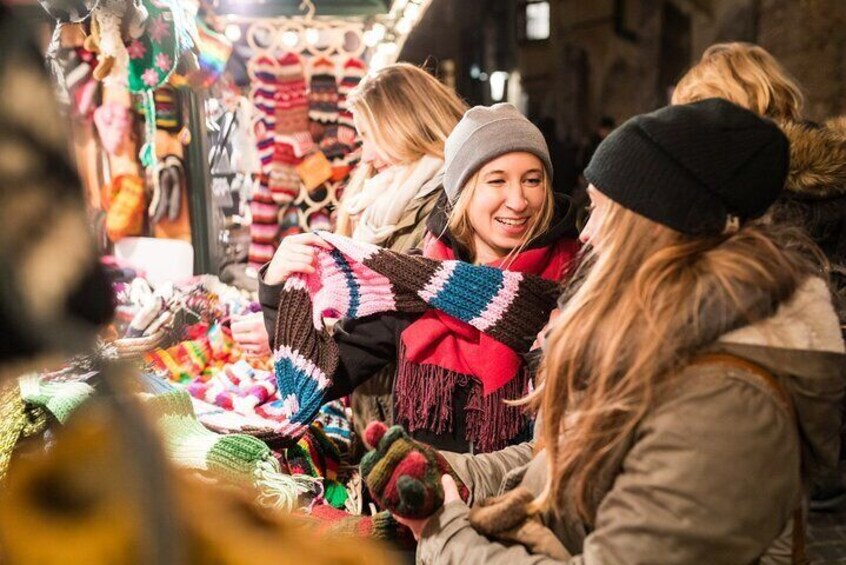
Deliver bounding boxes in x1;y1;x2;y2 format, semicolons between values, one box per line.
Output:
250;54;279;182
248;186;280;269
269;142;301;206
248;54;283;269
336;57;365;154
266;231;560;440
275;52;313;158
331;57;366;181
308;56;339;143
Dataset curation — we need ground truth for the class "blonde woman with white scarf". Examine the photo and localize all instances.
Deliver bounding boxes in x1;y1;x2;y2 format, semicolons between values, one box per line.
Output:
336;63;467;252
334;63;467;439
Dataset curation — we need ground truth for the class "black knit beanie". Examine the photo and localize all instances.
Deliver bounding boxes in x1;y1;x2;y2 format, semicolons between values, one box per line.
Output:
584;98;790;236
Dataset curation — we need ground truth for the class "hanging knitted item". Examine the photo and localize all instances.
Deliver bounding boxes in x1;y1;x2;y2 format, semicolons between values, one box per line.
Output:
274;52;313;158
267;231;560;440
127;0;193;167
87;0;131;83
308;56;339;143
149;154;183;223
126;0;185;93
135;85;181;131
195;18;232;88
105;174;146;242
248;185;280;270
93;102;132;155
37;0;99;23
141;389;315;511
360;421;469;519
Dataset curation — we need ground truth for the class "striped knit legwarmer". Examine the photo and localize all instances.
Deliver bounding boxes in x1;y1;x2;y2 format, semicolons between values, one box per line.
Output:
266;231;560;440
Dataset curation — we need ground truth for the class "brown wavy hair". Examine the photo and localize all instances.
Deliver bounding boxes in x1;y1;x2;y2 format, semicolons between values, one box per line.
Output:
527;201;816;523
672;42;804;121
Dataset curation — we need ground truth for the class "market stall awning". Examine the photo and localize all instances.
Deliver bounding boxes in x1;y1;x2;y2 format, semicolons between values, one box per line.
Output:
211;0;394;18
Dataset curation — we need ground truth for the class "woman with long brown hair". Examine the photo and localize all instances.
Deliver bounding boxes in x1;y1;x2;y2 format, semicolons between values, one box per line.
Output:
672;42;846;509
395;99;845;563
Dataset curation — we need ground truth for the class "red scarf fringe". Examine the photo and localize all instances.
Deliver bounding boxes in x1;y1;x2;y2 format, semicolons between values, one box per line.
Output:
394;342;531;453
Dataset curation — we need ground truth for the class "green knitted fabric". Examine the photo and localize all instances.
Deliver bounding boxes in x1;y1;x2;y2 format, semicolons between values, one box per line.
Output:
18;375;94;424
141;389;317;511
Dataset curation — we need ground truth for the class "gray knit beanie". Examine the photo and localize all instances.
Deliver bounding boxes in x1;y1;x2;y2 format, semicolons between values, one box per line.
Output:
443;103;552;203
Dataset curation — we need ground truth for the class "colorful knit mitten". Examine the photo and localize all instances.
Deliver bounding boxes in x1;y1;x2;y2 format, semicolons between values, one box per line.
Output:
360;422;469;520
105;174;145;242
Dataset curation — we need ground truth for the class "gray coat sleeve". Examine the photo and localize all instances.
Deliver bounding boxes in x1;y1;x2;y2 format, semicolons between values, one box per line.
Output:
441;443;535;505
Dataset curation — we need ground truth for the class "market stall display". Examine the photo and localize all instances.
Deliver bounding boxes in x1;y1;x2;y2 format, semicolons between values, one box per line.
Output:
3;0;435;547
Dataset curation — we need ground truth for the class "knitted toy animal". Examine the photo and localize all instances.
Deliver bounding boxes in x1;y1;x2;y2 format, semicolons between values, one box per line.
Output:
360;421;468;520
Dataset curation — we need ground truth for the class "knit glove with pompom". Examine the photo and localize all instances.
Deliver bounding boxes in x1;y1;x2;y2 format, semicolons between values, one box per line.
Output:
360;422;469;520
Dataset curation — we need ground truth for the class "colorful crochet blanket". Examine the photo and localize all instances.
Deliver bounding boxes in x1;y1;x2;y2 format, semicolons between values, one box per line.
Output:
267;231;560;440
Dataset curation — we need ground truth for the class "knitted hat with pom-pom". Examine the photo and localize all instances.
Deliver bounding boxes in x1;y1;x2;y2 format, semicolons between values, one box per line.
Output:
360;421;469;520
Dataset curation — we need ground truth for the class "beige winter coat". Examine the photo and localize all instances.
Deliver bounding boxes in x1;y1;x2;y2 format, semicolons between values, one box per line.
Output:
418;277;846;564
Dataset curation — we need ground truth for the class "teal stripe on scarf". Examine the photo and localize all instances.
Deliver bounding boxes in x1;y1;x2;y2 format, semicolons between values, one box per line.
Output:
429;262;504;322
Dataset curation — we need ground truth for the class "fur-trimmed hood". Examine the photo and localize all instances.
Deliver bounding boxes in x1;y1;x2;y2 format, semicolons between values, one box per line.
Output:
780;117;846;199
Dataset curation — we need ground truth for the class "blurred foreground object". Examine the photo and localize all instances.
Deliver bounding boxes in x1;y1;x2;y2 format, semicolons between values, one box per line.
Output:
0;6;390;564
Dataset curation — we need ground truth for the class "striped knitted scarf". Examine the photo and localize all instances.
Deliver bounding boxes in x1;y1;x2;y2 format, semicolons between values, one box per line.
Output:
266;232;561;444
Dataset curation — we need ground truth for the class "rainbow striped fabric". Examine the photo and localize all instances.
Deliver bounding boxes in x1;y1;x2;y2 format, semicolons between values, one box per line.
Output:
266;232;560;439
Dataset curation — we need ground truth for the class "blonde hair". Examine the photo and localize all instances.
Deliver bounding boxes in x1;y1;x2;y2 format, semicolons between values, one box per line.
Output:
446;164;555;265
347;63;466;164
672;42;804;121
528;201;815;523
335;63;467;236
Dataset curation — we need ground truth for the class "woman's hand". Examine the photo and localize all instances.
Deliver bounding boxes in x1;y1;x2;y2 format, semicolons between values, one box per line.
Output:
263;233;332;286
231;312;271;357
393;474;463;541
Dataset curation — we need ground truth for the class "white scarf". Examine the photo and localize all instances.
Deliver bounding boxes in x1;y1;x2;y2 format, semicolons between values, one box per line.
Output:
344;155;445;245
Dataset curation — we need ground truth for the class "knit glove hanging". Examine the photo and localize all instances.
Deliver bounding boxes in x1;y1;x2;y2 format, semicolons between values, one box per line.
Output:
360;421;469;520
269;231;559;440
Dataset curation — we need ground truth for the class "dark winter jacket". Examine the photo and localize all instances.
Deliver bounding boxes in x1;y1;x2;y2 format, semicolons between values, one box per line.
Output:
259;193;580;454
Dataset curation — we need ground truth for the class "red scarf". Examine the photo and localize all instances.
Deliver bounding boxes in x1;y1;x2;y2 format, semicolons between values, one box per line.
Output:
401;236;579;395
